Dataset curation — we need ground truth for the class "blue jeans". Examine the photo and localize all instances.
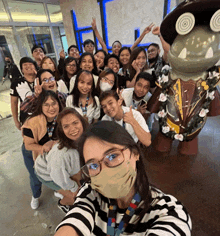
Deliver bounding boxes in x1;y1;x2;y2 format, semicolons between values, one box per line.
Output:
21;143;42;198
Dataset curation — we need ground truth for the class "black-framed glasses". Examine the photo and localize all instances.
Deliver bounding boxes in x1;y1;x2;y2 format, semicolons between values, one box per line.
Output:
102;77;114;85
42;77;55;83
66;64;76;68
81;147;128;177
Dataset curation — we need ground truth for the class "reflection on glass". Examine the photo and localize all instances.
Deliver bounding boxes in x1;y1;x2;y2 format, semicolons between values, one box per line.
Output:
8;1;47;22
47;4;63;23
16;26;55;57
0;0;9;21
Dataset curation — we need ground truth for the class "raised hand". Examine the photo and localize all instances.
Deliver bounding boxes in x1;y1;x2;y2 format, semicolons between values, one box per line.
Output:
91;17;97;30
59;49;65;59
152;26;160;35
116;88;124;103
34;77;43;97
142;22;155;35
123;106;135;125
132;60;141;73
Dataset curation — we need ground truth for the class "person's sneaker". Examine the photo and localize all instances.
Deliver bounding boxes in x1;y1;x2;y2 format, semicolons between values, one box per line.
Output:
57;199;70;213
31;196;39;210
54;191;64;199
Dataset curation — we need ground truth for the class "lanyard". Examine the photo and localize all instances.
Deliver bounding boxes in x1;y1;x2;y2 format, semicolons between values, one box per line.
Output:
47;116;57;139
79;96;90;116
107;192;141;236
112;113;126;129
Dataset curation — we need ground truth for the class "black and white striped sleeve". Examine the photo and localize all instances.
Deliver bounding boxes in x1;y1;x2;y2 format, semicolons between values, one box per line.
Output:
145;188;192;236
56;183;97;236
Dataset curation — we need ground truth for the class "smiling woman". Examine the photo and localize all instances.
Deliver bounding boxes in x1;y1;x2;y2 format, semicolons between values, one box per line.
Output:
34;108;88;212
55;121;192;236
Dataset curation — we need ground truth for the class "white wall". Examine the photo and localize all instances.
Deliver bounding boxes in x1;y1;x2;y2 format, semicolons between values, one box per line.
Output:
60;0;178;54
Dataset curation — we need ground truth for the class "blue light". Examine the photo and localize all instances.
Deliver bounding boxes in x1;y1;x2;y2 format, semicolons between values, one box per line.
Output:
166;0;171;14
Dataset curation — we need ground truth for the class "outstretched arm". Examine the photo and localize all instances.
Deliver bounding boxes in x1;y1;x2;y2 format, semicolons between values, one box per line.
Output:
131;23;155;51
91;18;108;54
152;26;170;62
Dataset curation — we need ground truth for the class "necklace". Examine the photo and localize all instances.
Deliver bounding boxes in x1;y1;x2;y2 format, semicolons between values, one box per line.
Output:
107;192;141;236
157;66;219;141
47;116;57;139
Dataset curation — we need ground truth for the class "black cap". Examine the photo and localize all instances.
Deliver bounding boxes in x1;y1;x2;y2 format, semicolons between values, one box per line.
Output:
161;0;220;45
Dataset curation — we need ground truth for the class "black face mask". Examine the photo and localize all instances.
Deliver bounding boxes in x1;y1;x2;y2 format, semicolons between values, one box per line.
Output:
148;54;159;64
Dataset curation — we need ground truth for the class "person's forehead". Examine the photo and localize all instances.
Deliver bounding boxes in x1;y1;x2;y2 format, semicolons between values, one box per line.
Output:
136;78;150;86
61;113;79;124
68;60;76;64
101;96;116;104
41;71;53;79
108;58;119;63
148;45;158;51
22;62;33;66
113;42;121;47
82;55;93;61
70;47;78;51
33;47;43;52
105;73;114;80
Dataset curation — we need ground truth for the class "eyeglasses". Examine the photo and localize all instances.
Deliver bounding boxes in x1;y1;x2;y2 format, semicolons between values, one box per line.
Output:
81;147;128;177
102;77;114;85
42;77;55;83
66;64;76;68
42;102;58;109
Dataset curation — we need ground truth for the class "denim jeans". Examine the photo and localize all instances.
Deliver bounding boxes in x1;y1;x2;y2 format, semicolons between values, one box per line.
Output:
21;143;42;198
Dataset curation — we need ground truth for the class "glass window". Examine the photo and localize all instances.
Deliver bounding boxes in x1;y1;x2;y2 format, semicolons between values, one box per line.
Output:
16;26;55;58
0;27;21;67
47;4;63;23
0;0;9;22
8;1;47;23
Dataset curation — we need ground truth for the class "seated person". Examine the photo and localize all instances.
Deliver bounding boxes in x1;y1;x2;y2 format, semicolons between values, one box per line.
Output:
121;72;155;131
55;121;192;236
100;90;151;147
34;108;88;213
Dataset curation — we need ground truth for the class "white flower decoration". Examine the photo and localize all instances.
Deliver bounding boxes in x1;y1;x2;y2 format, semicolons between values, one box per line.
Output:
174;134;184;141
158;109;167;118
208;71;219;79
162;126;170;133
199;108;209;117
161;74;169;83
159;93;167;102
206;91;215;100
162;65;170;71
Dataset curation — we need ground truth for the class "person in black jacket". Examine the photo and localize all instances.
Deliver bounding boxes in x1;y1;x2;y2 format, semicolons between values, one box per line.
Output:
2;57;22;84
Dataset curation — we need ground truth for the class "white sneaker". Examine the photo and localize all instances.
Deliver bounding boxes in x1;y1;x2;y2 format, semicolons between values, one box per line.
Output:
31;196;39;210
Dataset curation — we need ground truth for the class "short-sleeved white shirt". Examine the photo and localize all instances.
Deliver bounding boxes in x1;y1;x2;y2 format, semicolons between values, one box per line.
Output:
66;95;100;124
102;106;149;142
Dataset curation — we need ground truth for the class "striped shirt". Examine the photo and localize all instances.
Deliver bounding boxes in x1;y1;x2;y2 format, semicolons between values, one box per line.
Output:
56;183;192;236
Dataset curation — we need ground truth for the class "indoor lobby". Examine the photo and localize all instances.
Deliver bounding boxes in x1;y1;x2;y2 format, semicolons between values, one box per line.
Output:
0;0;220;236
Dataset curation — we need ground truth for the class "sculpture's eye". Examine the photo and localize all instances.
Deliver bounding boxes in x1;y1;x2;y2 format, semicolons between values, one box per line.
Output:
175;12;195;35
210;9;220;32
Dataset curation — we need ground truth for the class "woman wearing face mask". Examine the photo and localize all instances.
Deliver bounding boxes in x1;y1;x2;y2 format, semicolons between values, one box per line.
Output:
58;57;79;94
22;90;63;209
34;108;88;213
127;47;148;88
69;53;99;92
55;121;192;236
66;70;100;124
95;68;118;97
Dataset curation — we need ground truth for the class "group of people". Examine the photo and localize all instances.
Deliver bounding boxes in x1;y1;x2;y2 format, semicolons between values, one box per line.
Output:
9;21;192;235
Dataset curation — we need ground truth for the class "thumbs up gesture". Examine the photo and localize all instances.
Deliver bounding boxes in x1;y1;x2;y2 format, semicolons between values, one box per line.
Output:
123;106;135;125
34;77;43;97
